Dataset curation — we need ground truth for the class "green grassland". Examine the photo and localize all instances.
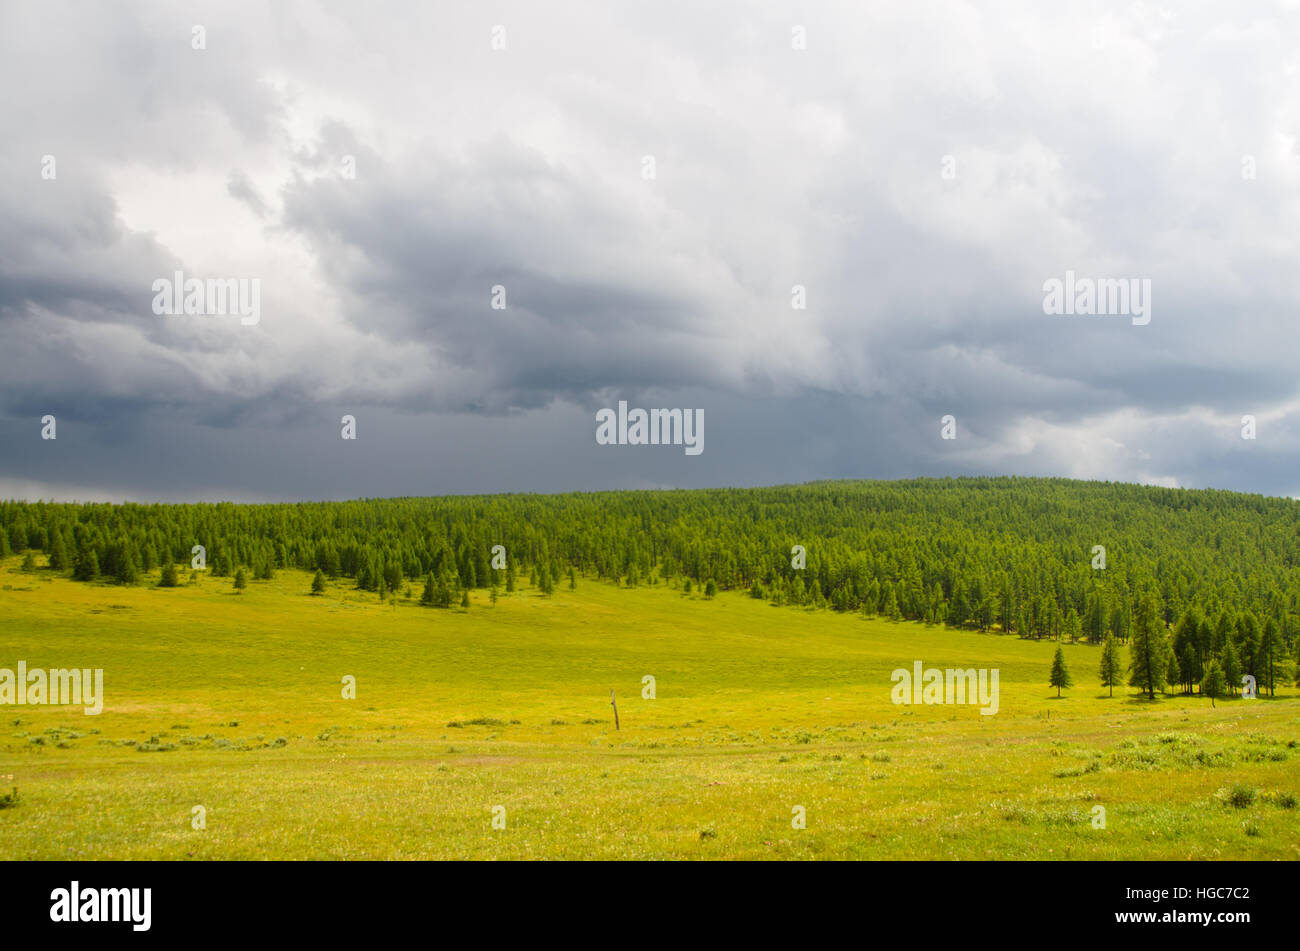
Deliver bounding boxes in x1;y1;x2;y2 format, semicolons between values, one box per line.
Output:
0;556;1296;860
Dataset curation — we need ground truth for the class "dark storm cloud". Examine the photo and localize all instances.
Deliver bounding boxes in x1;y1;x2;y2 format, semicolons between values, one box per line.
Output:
1;1;1299;501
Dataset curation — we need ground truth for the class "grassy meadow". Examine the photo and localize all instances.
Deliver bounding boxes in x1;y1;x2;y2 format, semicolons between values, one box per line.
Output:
1;556;1296;860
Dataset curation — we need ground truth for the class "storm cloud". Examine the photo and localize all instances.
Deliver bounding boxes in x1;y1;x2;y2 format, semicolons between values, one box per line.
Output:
2;1;1298;501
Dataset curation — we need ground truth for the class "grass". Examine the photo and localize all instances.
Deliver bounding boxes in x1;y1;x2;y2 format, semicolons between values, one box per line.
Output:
0;558;1297;859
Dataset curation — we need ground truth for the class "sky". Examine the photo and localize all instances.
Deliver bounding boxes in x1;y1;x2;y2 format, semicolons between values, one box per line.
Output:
2;1;1299;502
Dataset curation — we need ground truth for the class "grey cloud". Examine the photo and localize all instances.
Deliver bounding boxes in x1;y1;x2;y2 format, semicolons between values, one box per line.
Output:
1;1;1299;501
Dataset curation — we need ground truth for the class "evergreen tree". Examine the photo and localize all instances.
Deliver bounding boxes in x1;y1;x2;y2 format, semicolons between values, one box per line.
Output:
1201;659;1226;708
704;579;718;598
421;572;436;607
114;548;139;585
460;590;471;609
1109;604;1129;644
1235;612;1262;683
1049;646;1072;697
1099;635;1123;697
884;586;901;621
159;561;179;588
72;539;100;582
1084;592;1106;642
48;532;69;572
1163;649;1180;696
1221;639;1242;698
1260;618;1283;697
1064;607;1082;644
311;569;326;595
1177;642;1198;695
233;568;247;592
1128;592;1171;699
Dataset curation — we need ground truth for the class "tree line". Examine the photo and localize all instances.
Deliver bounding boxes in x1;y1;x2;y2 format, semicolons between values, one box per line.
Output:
2;477;1298;690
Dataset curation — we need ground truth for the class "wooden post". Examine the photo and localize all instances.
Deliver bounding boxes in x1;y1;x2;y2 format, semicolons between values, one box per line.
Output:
610;689;619;731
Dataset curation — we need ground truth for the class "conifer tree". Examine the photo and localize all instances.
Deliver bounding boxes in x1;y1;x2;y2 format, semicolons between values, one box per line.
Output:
1099;635;1123;697
1201;659;1226;708
159;561;179;588
115;549;139;585
1049;646;1072;697
1128;593;1171;699
73;539;99;582
48;531;69;572
1221;639;1242;698
1260;618;1283;697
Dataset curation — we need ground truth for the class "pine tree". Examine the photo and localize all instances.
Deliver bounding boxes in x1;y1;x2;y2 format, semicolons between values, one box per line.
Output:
884;587;901;621
460;590;470;609
1164;649;1180;696
114;549;139;585
311;569;326;596
1084;592;1106;642
1064;607;1082;644
72;540;100;582
1049;646;1072;697
1221;639;1242;697
1128;593;1171;699
1178;643;1198;695
1201;659;1226;708
48;532;69;572
421;572;436;607
1017;607;1032;639
233;568;247;592
1260;618;1283;697
159;561;179;588
1099;635;1123;697
704;579;718;598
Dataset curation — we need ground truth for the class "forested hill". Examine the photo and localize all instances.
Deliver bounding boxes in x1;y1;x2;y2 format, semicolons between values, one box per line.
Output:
4;477;1300;649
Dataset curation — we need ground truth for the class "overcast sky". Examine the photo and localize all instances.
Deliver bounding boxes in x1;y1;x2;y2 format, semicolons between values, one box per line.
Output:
2;1;1299;502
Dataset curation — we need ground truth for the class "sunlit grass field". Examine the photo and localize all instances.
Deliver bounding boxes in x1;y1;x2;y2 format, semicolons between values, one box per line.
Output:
1;557;1296;859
